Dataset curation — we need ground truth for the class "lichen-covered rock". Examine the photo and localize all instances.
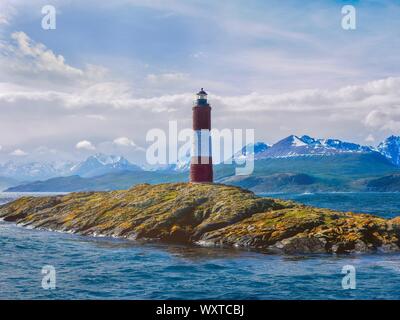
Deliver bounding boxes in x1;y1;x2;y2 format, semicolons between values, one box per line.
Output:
0;183;399;254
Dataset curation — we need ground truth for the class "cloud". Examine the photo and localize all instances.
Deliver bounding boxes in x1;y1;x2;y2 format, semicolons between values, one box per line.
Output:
213;77;400;113
113;137;145;151
0;2;16;25
364;107;400;131
3;73;400;115
365;134;375;143
75;140;95;151
0;32;107;88
10;148;27;156
113;137;136;147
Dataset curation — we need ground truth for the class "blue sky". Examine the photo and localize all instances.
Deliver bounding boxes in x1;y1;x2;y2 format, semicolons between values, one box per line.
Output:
1;0;400;163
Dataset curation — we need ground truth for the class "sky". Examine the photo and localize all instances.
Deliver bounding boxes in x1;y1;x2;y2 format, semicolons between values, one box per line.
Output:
1;0;400;164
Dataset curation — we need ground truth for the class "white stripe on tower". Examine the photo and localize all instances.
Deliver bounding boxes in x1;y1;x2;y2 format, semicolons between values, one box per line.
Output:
191;130;211;164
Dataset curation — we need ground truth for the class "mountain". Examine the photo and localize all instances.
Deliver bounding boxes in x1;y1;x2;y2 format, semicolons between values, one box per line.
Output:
366;174;400;192
216;152;400;192
0;176;20;191
0;154;142;181
0;161;65;181
232;142;271;162
6;170;187;192
256;135;374;159
70;154;142;177
377;136;400;166
220;173;318;193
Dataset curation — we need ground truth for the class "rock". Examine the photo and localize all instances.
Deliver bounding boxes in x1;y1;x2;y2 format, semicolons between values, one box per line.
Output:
269;235;327;254
378;243;400;252
0;182;399;254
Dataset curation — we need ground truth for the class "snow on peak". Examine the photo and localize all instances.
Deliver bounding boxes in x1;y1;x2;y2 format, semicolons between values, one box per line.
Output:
377;135;400;165
291;136;308;147
92;153;124;165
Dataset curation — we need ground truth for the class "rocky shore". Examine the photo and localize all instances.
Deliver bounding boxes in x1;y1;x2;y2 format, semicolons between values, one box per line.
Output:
1;183;400;254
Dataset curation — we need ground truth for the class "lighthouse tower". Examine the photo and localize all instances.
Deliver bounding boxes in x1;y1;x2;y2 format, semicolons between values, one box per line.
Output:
190;88;213;183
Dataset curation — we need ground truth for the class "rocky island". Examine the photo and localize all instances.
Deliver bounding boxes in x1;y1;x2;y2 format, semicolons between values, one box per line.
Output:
1;183;400;254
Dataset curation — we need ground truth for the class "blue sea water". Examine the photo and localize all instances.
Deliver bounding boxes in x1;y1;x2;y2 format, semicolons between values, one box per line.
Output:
1;192;400;300
260;192;400;219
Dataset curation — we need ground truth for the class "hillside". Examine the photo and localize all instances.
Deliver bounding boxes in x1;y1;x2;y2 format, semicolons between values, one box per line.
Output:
1;183;400;254
367;174;400;192
217;152;400;192
6;171;187;192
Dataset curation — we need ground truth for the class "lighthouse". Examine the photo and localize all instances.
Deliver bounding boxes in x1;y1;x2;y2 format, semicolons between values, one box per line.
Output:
190;88;213;183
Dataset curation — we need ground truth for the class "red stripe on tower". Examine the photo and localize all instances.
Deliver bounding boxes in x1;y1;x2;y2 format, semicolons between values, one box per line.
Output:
190;88;213;183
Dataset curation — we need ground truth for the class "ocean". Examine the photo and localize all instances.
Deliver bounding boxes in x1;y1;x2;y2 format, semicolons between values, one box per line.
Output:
1;192;400;300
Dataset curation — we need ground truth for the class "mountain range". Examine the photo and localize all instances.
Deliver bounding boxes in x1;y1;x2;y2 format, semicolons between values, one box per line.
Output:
0;153;142;182
69;154;142;177
233;135;382;160
3;135;400;192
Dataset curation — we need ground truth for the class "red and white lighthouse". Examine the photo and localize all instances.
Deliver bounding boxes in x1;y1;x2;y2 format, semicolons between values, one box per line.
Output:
190;88;213;183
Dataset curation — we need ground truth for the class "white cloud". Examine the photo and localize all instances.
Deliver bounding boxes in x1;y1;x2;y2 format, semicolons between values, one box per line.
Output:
8;31;82;76
113;137;144;151
3;75;400;115
365;134;375;143
364;107;400;132
113;137;136;147
75;140;95;151
212;77;400;113
10;148;27;156
0;2;16;25
0;32;107;89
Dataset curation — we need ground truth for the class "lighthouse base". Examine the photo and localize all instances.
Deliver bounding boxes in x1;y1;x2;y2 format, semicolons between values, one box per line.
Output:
190;163;213;183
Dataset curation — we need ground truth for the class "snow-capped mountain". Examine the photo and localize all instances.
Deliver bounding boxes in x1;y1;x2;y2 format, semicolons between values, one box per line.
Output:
257;135;374;159
0;161;64;181
70;154;142;177
0;154;142;181
377;136;400;165
232;142;271;162
146;149;192;172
